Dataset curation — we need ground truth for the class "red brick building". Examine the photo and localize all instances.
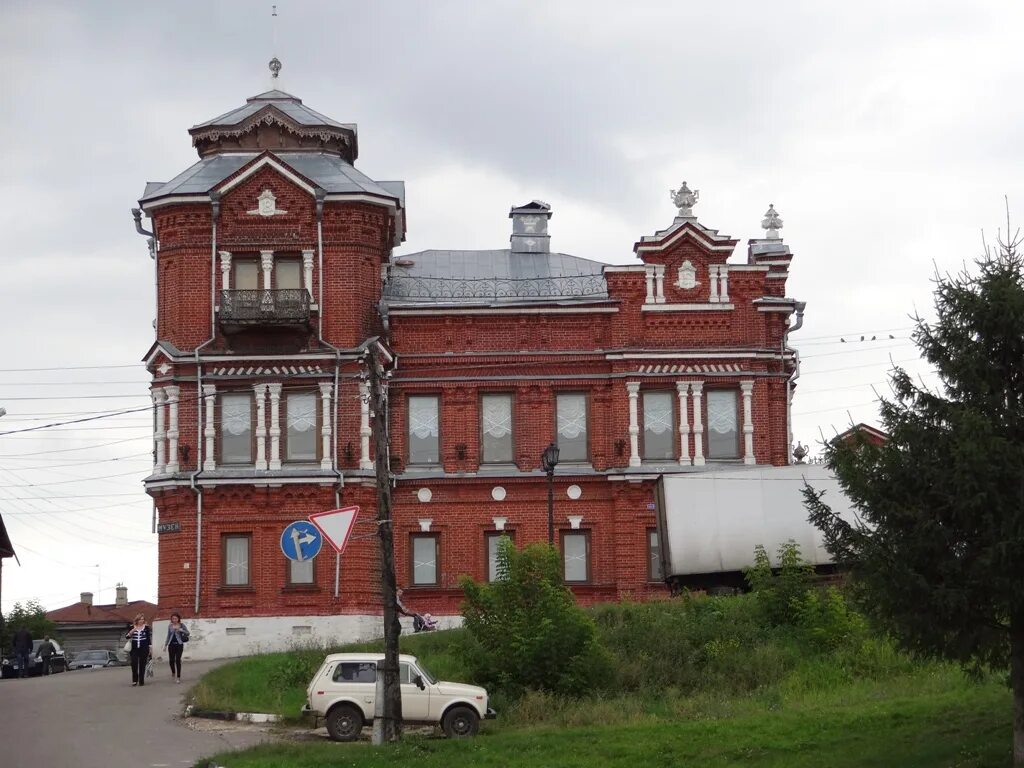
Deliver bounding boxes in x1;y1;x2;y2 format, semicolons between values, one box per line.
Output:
137;76;804;658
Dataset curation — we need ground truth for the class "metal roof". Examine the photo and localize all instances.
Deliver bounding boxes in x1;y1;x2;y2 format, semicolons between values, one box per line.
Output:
384;249;609;305
191;89;353;130
140;152;403;204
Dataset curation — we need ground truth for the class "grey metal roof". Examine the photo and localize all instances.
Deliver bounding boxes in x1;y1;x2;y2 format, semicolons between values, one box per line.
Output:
191;90;353;131
384;249;609;305
140;152;402;204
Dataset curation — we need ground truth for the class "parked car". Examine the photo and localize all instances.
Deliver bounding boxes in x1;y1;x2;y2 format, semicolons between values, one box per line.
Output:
67;649;128;670
302;653;495;741
1;639;67;678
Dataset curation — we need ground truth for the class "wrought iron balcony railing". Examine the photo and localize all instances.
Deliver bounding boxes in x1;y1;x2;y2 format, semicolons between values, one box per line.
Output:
219;289;311;325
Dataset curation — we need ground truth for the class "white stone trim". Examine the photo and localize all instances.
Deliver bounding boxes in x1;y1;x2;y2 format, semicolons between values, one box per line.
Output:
359;380;373;470
757;306;798;313
165;385;180;474
217;155;317;196
644;265;655;304
152;388;167;474
606;351;788;361
492;516;507;530
254;383;268;471
567;515;584;530
675;382;691;466
708;266;720;303
387;307;619;316
727;264;770;272
654;264;666;303
260;251;273;291
219;251;232;291
640;303;735;312
626;382;641;467
302;250;314;298
635;226;737;253
741;380;755;465
322;193;400;210
603;265;648;273
267;383;283;471
418;518;433;532
202;384;217;471
691;382;705;466
718;266;730;302
319;382;334;471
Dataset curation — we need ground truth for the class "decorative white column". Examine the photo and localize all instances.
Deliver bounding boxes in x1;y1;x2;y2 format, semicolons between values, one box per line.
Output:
708;267;720;303
691;382;705;466
626;382;641;467
260;250;274;290
654;264;666;303
254;384;268;470
644;265;655;304
202;384;217;471
718;265;730;302
165;385;180;474
359;380;373;470
319;382;334;470
741;380;755;465
152;388;167;474
302;250;314;299
675;382;691;466
267;383;282;470
219;251;232;291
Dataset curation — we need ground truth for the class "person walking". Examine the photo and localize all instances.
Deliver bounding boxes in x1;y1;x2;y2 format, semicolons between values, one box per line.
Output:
163;612;189;684
37;635;56;676
124;614;152;687
12;626;33;679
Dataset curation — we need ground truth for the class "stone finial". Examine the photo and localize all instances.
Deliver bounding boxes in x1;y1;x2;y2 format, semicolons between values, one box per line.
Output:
269;57;282;80
670;182;699;218
761;204;783;239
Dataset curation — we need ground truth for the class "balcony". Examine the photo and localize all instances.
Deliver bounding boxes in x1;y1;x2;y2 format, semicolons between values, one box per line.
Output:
219;289;311;329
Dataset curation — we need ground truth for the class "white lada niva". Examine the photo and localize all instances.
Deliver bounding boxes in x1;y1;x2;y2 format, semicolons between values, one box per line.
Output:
303;652;496;741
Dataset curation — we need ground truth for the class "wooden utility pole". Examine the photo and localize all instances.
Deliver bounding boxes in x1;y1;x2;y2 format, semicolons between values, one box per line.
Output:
368;344;403;744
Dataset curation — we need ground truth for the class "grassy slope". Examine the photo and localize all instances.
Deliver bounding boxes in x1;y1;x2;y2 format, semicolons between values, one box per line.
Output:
198;672;1011;768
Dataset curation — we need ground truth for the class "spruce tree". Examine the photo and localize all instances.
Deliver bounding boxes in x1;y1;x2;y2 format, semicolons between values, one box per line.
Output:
804;231;1024;763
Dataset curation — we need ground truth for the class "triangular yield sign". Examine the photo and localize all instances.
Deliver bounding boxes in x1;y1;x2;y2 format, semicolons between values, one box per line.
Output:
308;506;360;554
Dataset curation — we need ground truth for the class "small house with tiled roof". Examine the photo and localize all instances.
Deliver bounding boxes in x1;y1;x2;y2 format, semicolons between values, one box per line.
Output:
47;587;158;657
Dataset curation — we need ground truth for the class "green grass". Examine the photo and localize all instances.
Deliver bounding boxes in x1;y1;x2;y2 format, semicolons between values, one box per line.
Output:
197;668;1011;767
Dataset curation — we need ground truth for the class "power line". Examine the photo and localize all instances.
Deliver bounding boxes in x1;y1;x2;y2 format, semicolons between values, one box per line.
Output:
0;364;140;372
0;436;149;457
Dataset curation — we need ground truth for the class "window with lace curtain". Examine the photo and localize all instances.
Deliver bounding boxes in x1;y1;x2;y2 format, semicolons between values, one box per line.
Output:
556;392;588;462
285;391;318;462
706;389;739;459
642;391;675;460
408;395;440;464
481;393;513;463
222;534;251;586
220;393;253;464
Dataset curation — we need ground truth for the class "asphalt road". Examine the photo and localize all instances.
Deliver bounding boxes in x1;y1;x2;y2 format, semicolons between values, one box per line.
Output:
0;660;272;768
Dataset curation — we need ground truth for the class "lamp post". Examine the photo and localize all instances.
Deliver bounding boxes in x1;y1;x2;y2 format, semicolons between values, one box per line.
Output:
541;442;560;545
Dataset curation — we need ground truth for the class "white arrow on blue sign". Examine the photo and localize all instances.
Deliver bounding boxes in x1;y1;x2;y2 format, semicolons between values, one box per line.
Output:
280;520;323;562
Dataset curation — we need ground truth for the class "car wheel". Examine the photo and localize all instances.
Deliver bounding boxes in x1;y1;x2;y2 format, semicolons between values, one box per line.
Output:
325;704;363;742
442;705;480;738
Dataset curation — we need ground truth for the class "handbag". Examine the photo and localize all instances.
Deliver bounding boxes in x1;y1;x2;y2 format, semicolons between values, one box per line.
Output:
145;658;154;678
124;639;132;653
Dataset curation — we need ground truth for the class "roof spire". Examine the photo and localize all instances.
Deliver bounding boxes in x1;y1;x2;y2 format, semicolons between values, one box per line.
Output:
761;204;783;239
268;5;281;87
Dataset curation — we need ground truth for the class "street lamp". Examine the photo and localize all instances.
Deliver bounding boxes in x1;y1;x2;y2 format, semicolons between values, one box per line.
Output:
541;442;560;545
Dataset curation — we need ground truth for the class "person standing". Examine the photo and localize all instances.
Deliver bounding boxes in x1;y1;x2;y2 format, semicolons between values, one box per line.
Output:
36;635;56;676
12;626;33;679
163;612;189;684
124;614;151;687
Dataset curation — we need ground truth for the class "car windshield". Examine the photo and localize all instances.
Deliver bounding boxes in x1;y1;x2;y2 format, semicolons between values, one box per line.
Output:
414;660;437;685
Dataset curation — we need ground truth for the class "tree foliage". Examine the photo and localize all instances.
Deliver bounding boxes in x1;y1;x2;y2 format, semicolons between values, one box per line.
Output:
1;600;57;653
803;238;1024;759
460;540;612;697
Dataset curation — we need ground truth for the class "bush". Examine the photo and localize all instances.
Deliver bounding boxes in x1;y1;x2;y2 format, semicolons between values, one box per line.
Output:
460;540;613;697
793;585;868;651
744;541;815;626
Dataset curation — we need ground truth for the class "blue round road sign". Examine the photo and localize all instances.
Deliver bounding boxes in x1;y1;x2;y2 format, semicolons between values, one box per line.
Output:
280;520;323;562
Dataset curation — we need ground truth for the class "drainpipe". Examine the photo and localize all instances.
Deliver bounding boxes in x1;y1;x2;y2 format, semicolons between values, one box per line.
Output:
785;301;806;463
131;208;157;336
191;192;221;615
316;188;345;597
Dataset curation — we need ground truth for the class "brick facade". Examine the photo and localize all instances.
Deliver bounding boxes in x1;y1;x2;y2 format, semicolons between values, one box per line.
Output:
138;88;802;651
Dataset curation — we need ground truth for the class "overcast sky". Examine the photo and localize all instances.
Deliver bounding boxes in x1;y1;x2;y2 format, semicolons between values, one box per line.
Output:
1;0;1022;614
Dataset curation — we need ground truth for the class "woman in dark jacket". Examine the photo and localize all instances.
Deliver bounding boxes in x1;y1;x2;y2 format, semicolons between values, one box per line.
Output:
124;613;152;686
163;613;190;683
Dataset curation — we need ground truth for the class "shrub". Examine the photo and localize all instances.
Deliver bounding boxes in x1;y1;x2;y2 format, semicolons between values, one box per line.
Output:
460;540;613;697
793;585;868;651
744;541;815;626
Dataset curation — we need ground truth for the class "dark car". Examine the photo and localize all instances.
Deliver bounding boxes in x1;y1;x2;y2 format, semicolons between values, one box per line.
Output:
1;639;67;678
67;649;128;670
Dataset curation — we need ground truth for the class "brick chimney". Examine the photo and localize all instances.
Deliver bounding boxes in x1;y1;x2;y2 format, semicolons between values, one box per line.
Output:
115;585;128;607
80;592;93;606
